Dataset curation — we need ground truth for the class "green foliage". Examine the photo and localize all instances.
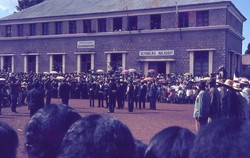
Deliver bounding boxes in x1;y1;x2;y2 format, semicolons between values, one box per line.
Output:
16;0;44;11
245;43;250;54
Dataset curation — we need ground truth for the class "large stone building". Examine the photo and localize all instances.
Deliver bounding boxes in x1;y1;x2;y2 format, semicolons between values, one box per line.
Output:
0;0;246;77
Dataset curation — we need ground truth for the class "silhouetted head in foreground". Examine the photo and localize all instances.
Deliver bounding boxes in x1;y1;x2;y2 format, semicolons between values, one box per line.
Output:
58;114;135;158
190;118;250;158
25;104;81;158
145;126;195;158
0;122;19;158
134;139;147;158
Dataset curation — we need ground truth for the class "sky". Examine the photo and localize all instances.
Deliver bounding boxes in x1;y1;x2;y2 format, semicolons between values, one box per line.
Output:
0;0;249;52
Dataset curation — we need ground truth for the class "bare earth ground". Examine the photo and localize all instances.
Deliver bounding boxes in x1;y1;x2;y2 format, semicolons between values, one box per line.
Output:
0;99;195;158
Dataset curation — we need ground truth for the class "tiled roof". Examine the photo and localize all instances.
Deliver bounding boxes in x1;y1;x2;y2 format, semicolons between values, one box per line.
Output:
1;0;230;20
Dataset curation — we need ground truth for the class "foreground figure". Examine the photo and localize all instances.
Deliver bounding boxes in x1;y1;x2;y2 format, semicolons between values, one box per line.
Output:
145;126;195;158
58;114;135;158
25;104;81;158
0;122;19;158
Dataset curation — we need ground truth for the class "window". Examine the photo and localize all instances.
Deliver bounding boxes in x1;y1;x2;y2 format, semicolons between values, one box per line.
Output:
113;17;122;31
42;23;49;35
30;23;36;36
194;51;209;76
55;22;62;34
6;25;12;37
196;11;209;26
150;14;161;29
17;24;24;36
98;18;106;32
178;12;189;27
69;21;77;34
128;16;137;30
83;20;91;33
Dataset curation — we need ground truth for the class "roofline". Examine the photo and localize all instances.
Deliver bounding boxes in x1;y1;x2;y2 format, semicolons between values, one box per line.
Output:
0;1;240;24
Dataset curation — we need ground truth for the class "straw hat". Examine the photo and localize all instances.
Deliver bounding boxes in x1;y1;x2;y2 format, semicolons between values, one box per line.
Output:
233;82;242;91
240;79;249;85
223;79;234;88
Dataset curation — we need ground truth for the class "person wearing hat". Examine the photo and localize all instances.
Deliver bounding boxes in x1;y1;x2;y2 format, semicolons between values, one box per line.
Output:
238;80;250;121
193;80;210;132
207;78;221;121
222;79;239;119
27;80;45;117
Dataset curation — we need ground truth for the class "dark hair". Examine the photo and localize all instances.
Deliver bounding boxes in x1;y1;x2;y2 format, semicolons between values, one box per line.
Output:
25;104;81;158
0;122;19;158
134;139;147;158
145;126;195;158
190;118;250;158
58;114;135;158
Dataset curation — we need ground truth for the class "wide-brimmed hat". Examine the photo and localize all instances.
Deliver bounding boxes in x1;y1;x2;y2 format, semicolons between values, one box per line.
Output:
240;79;249;85
233;83;242;91
223;79;234;88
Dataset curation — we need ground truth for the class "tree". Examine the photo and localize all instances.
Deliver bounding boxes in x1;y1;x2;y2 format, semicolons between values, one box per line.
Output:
245;43;250;54
16;0;44;11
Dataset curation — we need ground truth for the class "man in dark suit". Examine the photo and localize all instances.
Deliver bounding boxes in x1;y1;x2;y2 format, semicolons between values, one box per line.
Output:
108;78;117;113
116;80;124;109
127;80;134;112
139;81;147;109
59;79;71;105
27;80;45;117
96;80;104;107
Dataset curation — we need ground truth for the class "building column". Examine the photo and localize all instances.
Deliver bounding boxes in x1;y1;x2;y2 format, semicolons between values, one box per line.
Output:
144;62;149;76
24;55;27;73
91;54;95;70
49;55;53;72
0;57;3;70
77;54;81;74
62;55;66;73
107;54;111;72
189;51;194;75
11;56;14;73
122;53;126;70
208;50;213;75
166;62;170;74
36;55;39;73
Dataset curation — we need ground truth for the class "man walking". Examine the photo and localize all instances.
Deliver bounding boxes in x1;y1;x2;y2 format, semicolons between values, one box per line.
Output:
193;81;210;132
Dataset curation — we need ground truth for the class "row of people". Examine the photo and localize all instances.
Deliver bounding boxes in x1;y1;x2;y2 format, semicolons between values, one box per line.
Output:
2;103;250;158
193;77;250;132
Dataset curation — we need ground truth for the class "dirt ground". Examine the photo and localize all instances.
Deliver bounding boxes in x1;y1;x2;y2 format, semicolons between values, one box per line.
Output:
0;99;195;158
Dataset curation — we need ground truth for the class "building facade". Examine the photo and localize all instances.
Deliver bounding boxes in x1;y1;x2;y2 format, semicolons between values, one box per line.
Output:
0;0;246;77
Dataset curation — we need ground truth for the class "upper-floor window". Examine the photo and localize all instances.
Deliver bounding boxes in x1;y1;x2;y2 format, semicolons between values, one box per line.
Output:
17;24;24;36
196;11;209;26
30;23;36;36
128;16;137;30
55;22;62;34
113;17;122;32
69;21;77;34
98;18;106;32
6;25;12;37
42;23;49;35
83;20;91;33
179;12;189;27
150;14;161;29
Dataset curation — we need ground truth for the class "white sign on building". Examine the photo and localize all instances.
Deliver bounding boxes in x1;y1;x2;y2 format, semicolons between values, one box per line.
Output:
139;50;174;56
242;54;250;65
77;41;95;48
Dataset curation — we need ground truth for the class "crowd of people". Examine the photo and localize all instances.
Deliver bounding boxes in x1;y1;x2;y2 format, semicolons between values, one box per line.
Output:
2;104;250;158
0;67;224;115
